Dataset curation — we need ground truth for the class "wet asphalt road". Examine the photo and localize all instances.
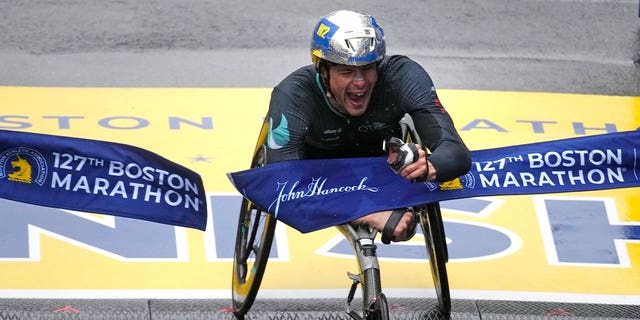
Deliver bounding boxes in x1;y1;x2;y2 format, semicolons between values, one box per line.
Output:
0;0;639;96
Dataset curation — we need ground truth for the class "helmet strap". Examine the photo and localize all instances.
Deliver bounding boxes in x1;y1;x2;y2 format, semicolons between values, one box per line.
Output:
316;62;333;97
315;72;346;118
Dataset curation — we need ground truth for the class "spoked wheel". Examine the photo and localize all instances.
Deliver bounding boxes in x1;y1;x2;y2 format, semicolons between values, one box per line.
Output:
231;145;277;316
419;202;451;317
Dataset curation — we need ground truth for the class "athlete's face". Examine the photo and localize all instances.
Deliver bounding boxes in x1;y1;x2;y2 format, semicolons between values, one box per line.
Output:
326;63;378;117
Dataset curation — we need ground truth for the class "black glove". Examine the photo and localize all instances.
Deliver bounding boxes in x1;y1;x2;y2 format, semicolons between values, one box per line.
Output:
383;137;429;182
383;137;419;174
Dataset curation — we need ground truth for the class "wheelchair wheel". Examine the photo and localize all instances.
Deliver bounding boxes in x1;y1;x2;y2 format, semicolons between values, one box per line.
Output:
419;202;451;316
231;145;277;316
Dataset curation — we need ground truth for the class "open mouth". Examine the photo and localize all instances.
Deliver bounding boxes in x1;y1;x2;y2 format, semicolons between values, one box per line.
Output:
347;92;366;106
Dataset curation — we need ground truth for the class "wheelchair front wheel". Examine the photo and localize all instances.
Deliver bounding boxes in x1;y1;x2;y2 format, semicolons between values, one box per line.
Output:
370;293;390;320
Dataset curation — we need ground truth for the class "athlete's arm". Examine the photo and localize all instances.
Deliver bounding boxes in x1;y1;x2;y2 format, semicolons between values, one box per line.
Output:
384;56;471;182
262;67;318;164
412;107;471;182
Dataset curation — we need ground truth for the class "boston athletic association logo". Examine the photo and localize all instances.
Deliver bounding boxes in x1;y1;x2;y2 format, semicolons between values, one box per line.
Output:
0;147;48;186
424;172;476;192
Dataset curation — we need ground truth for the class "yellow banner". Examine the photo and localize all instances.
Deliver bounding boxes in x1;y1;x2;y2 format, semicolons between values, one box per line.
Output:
0;86;639;300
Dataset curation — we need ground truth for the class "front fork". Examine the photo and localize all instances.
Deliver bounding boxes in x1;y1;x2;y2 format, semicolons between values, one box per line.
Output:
336;223;383;320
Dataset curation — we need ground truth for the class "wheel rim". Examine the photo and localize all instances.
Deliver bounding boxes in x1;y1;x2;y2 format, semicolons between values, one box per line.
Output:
421;208;451;316
232;198;275;314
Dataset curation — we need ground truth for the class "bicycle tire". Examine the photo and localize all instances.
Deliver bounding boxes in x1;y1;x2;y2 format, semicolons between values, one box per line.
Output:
419;202;451;316
231;138;277;316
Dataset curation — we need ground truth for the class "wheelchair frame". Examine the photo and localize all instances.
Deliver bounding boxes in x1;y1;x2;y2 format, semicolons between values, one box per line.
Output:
231;117;451;319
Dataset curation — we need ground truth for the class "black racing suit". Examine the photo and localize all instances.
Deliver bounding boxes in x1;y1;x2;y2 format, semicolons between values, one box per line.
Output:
264;55;471;182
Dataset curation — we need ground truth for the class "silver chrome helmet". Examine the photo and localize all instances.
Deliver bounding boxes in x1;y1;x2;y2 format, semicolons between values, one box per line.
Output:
310;10;385;69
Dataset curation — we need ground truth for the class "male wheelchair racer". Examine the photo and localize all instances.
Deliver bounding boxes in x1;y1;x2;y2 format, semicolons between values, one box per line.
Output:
231;116;451;320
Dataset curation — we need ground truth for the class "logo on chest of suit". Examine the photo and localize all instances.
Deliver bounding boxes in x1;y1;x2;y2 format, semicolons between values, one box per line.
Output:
321;128;343;142
357;122;390;133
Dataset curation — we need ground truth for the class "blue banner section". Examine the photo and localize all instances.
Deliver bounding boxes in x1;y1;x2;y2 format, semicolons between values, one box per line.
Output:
0;130;207;230
228;131;640;233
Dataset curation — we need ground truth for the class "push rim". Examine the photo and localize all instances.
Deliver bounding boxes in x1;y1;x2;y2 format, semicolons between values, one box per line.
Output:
231;144;277;315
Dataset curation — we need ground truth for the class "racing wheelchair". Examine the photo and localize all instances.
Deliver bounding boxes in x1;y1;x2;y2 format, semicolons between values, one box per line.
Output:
231;116;451;319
